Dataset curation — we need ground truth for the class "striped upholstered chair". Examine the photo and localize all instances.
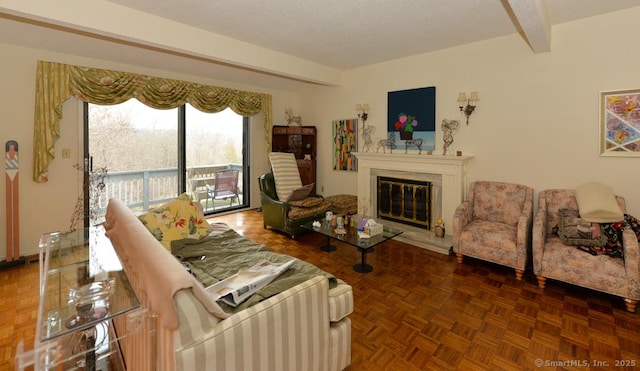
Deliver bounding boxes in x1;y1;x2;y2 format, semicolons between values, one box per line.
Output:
453;181;534;280
259;152;331;237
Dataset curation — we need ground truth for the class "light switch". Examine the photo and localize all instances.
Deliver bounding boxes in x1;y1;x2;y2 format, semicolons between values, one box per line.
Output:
62;148;71;158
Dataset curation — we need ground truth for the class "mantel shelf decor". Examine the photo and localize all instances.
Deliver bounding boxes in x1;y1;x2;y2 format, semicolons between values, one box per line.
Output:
356;103;375;152
441;119;461;156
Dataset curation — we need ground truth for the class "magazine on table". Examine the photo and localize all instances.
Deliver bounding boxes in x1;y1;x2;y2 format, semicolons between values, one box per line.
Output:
205;258;296;307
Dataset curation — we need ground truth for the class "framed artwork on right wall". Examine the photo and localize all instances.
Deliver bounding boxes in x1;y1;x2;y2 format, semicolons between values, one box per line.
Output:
600;88;640;157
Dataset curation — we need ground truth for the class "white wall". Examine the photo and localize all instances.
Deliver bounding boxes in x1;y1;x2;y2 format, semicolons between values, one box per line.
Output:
304;8;640;218
2;7;639;260
0;42;299;259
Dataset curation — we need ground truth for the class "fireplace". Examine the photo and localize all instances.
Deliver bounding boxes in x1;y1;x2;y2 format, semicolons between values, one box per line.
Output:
377;176;431;230
355;152;472;254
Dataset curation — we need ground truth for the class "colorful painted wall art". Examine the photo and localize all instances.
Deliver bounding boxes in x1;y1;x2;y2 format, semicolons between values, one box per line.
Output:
600;89;640;157
333;118;358;171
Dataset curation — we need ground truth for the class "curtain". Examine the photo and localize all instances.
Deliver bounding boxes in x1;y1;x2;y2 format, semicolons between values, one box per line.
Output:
33;61;272;182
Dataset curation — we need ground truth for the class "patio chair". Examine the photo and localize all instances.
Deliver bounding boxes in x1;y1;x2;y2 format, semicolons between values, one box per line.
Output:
206;169;240;209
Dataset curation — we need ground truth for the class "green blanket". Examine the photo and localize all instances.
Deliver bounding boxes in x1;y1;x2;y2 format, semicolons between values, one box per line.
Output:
171;229;337;313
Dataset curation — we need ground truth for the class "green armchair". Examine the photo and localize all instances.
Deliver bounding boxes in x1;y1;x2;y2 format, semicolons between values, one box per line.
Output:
258;172;331;238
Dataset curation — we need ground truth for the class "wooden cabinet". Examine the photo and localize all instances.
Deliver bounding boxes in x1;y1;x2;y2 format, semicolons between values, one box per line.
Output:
272;126;317;194
296;159;316;191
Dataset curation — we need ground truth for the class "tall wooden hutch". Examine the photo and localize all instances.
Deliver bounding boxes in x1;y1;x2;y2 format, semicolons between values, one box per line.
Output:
271;125;317;194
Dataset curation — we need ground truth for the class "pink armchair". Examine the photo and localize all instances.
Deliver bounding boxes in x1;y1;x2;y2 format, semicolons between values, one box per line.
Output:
532;189;639;312
453;181;534;281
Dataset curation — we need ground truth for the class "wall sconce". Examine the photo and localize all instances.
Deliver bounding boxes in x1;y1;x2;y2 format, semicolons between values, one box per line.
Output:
356;103;369;127
457;92;479;125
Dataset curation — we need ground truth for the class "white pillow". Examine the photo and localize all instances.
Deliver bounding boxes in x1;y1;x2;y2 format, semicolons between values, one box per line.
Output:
574;182;624;223
269;152;302;201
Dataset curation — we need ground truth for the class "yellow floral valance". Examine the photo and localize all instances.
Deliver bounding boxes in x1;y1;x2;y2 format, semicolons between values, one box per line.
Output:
33;60;272;182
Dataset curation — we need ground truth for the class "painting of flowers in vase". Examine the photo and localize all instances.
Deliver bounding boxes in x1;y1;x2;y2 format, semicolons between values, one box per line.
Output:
387;86;436;151
395;113;417;140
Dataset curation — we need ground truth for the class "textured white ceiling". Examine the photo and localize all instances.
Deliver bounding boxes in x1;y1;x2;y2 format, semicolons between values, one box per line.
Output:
104;0;640;69
1;0;639;89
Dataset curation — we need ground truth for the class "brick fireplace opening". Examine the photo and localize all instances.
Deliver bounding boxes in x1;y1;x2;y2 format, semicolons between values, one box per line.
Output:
377;176;431;230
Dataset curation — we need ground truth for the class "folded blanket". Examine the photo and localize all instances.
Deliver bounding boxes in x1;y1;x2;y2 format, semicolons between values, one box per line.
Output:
553;213;640;259
172;228;269;260
172;229;337;313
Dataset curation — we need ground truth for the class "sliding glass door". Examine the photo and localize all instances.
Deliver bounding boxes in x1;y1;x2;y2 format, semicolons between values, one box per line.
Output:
184;105;248;213
84;100;248;224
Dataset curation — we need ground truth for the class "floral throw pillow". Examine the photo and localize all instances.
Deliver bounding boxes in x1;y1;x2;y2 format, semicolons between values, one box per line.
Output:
138;193;212;251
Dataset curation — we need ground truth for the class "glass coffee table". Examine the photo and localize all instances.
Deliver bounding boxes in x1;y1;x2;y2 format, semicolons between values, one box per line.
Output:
302;220;403;273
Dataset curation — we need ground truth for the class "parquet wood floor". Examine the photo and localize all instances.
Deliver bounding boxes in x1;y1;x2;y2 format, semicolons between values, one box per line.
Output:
0;260;38;370
2;209;639;370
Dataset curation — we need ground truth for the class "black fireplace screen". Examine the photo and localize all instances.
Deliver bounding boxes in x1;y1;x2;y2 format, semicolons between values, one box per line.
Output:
377;176;431;229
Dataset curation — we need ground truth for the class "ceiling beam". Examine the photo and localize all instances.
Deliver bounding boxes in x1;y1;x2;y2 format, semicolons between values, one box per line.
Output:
505;0;551;53
0;0;343;86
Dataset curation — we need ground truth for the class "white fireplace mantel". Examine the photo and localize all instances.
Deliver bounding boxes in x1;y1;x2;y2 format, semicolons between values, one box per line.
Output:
354;152;473;251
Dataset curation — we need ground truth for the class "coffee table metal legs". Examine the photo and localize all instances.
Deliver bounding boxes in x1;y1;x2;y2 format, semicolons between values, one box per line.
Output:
305;221;403;274
320;235;337;252
321;235;371;273
353;248;372;273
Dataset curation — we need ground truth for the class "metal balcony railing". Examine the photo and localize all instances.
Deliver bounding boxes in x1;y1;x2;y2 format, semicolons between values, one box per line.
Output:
92;164;242;215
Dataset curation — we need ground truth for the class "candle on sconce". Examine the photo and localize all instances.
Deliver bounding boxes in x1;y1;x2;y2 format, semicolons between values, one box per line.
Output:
356;103;370;128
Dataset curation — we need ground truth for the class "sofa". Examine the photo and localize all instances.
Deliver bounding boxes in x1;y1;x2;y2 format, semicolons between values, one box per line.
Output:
532;187;639;312
104;197;354;370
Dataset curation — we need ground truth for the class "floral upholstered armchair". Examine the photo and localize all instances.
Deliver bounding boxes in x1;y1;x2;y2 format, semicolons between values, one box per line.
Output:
453;181;534;281
532;188;639;312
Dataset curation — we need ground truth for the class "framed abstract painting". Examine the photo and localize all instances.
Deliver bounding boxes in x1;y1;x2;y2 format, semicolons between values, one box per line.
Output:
387;86;436;152
333;118;358;171
600;89;640;157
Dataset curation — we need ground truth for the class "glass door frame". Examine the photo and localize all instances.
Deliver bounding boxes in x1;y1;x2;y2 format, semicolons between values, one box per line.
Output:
83;102;251;226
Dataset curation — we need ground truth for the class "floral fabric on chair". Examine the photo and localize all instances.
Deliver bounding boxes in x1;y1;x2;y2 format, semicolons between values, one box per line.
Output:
453;181;534;281
532;189;639;312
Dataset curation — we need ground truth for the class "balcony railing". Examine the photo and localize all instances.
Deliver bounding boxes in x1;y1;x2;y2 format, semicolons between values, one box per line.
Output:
92;164;242;215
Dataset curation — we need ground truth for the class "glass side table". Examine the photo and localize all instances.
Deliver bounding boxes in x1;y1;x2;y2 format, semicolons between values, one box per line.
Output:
16;226;147;370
